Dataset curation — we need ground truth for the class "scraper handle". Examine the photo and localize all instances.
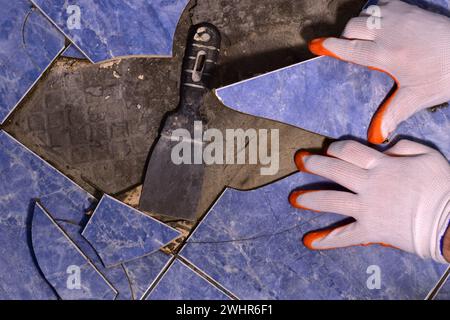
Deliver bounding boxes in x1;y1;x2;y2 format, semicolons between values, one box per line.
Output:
180;23;221;101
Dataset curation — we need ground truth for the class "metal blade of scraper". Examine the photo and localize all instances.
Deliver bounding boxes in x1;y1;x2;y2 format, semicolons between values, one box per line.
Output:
139;23;221;220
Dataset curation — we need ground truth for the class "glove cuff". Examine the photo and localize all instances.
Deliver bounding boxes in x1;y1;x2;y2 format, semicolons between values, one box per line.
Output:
415;177;450;263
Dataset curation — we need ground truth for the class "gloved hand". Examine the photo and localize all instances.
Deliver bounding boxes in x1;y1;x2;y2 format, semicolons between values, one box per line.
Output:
289;140;450;263
309;0;450;144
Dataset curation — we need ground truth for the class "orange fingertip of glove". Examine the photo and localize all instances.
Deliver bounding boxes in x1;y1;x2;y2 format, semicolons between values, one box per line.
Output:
368;114;387;144
294;150;312;173
289;190;318;211
367;73;400;144
302;228;335;250
368;90;398;144
303;230;397;251
308;37;341;60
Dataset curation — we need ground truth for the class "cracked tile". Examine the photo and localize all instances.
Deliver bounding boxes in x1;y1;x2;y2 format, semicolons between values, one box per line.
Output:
146;259;231;300
180;172;448;299
216;0;450;159
62;44;88;60
60;220;173;300
434;268;450;300
123;251;173;300
31;202;117;300
0;130;95;299
0;0;64;123
59;221;134;300
217;55;450;158
31;0;190;62
81;194;181;267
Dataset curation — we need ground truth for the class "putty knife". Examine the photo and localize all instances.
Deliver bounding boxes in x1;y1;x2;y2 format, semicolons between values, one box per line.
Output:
139;23;221;220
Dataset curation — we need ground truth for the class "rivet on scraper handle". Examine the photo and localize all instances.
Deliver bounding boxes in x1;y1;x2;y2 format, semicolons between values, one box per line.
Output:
139;23;221;220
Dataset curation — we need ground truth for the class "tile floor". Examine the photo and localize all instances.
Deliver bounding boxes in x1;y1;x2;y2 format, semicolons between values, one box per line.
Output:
32;202;117;299
0;0;64;124
81;194;181;267
31;0;190;62
0;0;448;300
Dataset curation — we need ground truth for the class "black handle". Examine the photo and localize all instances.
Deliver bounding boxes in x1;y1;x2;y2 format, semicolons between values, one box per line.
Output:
179;23;221;102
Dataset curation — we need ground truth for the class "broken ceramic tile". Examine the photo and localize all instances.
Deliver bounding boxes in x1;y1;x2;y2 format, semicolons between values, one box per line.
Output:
82;195;181;267
28;200;172;300
216;56;450;158
59;221;133;300
434;268;450;300
0;130;95;299
31;0;190;63
146;259;231;300
180;172;448;299
123;251;173;300
0;0;65;124
216;0;450;159
62;44;88;60
5;56;181;195
58;220;174;300
31;202;117;300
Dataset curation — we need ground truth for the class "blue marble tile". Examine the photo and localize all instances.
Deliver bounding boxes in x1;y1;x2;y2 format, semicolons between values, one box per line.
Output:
82;194;181;268
435;269;450;300
31;202;117;300
403;0;450;15
0;130;96;299
57;221;173;300
147;259;231;300
216;0;450;159
59;221;133;300
217;56;450;158
31;0;190;63
0;0;65;124
61;44;88;60
181;172;448;300
124;251;173;300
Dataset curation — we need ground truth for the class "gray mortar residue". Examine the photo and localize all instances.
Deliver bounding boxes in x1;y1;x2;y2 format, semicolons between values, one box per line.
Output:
5;0;363;208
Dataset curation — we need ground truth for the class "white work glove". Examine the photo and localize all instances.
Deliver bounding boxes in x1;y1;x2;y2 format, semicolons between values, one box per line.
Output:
289;140;450;263
309;0;450;144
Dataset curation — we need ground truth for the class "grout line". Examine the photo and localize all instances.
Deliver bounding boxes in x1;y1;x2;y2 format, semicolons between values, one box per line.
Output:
120;263;135;300
81;194;182;269
425;265;450;300
215;56;322;93
177;255;239;300
34;201;119;299
176;189;227;254
1;41;65;125
61;44;88;60
107;194;183;235
140;254;176;300
30;0;189;64
0;131;96;200
29;0;95;63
